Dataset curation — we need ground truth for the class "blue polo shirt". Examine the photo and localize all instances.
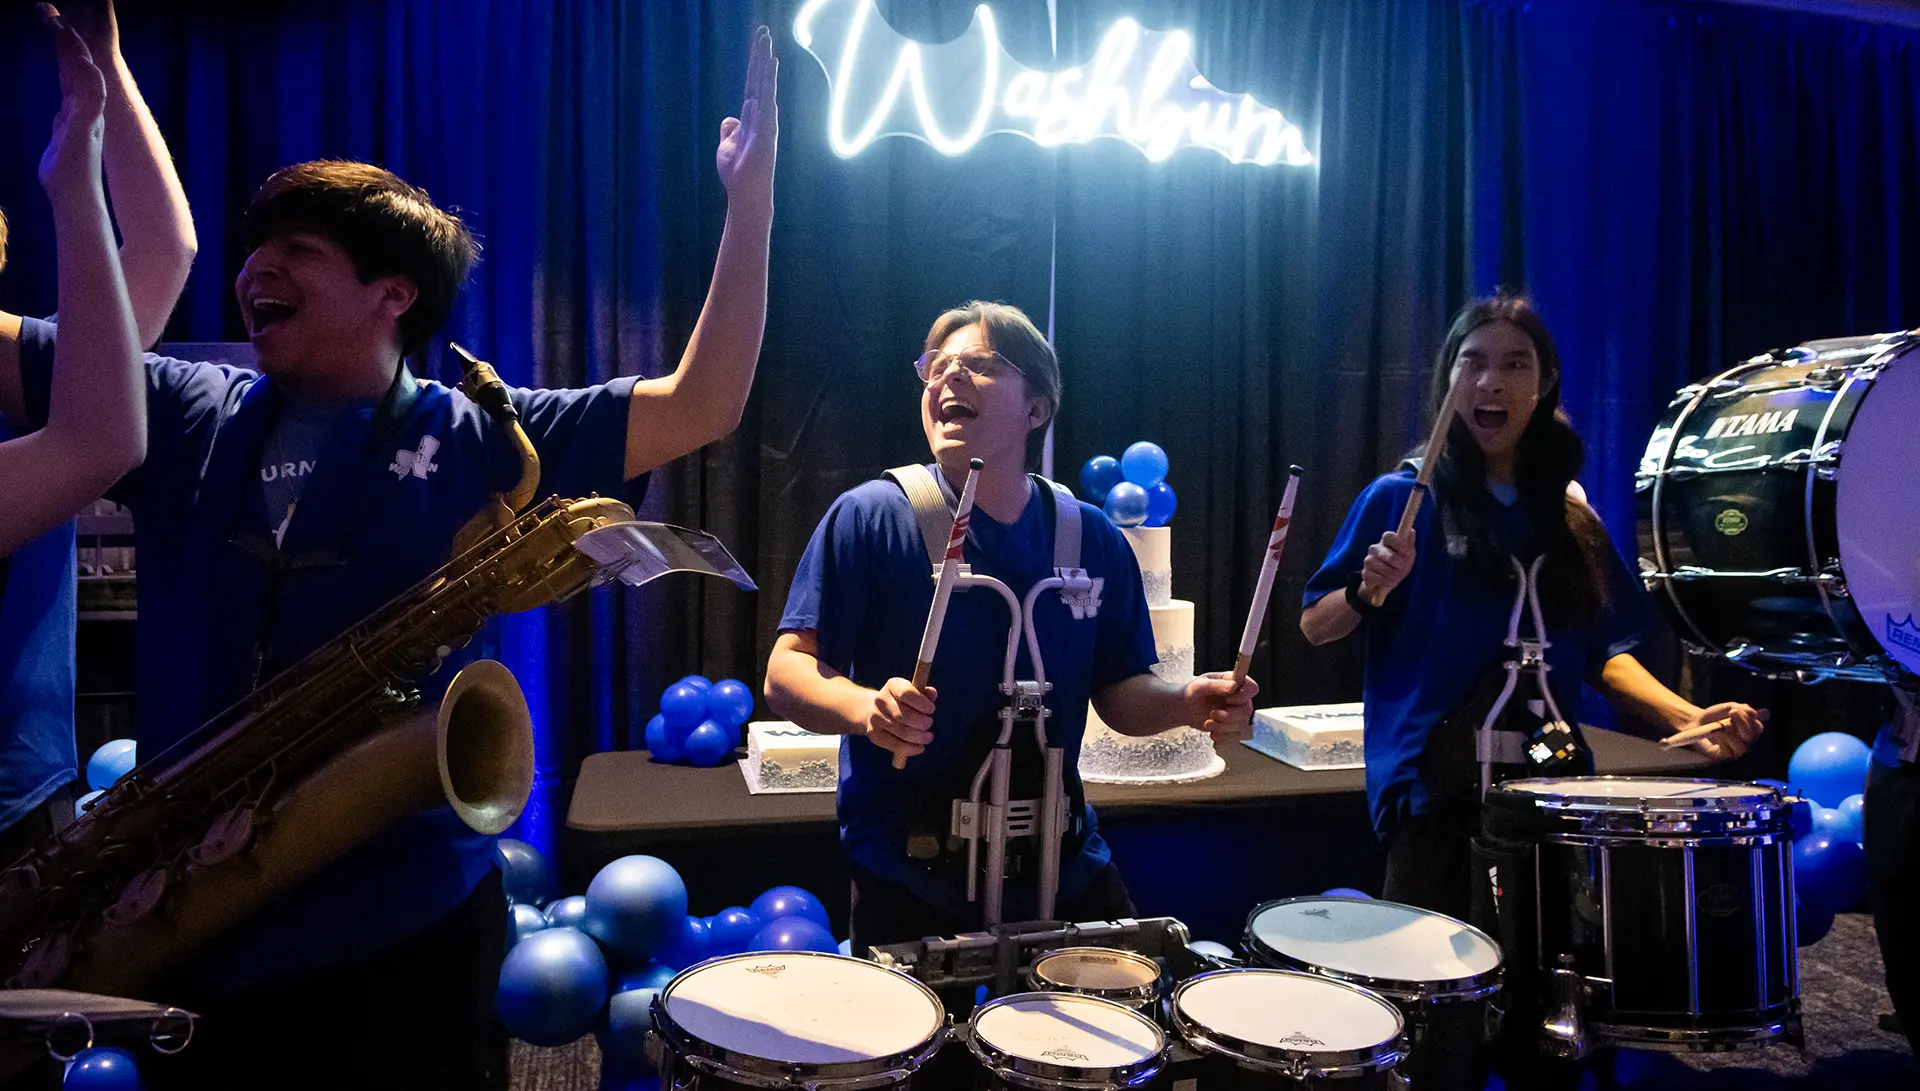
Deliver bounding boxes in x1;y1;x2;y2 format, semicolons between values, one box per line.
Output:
17;317;642;990
779;470;1157;919
1303;470;1645;838
0;404;78;833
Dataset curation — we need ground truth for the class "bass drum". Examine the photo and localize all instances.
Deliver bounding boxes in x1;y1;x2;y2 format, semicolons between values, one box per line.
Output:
1637;330;1920;682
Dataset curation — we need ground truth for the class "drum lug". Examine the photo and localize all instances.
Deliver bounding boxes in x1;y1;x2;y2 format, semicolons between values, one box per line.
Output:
1540;956;1591;1061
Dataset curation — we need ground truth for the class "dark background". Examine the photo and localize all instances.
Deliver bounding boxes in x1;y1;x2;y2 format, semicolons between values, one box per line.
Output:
2;0;1914;857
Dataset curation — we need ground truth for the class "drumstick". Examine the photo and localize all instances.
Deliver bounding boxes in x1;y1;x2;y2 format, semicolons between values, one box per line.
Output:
1368;373;1471;607
1661;708;1771;748
894;458;983;770
1233;466;1305;685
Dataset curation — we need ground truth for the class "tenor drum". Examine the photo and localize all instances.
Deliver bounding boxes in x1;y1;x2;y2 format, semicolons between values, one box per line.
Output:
1637;330;1920;682
1170;969;1406;1088
966;992;1165;1091
1243;897;1500;1088
651;951;948;1091
1481;777;1800;1052
1026;947;1162;1015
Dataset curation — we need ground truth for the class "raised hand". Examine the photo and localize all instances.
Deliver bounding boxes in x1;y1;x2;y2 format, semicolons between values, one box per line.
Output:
1185;672;1260;742
37;4;108;199
715;25;778;222
60;0;121;67
1359;528;1417;603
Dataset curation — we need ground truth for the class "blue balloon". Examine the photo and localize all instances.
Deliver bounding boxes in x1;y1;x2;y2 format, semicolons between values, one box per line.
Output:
1144;482;1177;527
1838;793;1866;843
1796;896;1835;947
683;721;737;766
657;915;712;970
1080;455;1122;505
63;1047;140;1091
1322;887;1372;899
1188;940;1236;961
704;679;756;729
1794;832;1868;913
495;838;554;907
512;902;551;946
750;886;830;932
659;683;708;730
749;915;838;954
1788;732;1872;808
496;927;608;1047
838;938;853;956
74;789;105;819
708;906;763;956
1120;441;1169;488
600;986;661;1078
1789;799;1815;840
677;675;714;693
615;961;678;994
1104;482;1150;527
546;895;589;930
582;856;689;960
644;713;687;762
1811;806;1850;840
86;739;137;792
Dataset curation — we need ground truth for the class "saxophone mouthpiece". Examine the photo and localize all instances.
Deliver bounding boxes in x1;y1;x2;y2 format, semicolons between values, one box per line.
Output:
450;343;520;424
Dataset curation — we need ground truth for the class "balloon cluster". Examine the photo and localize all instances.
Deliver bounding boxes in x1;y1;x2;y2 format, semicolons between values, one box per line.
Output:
644;676;756;767
1772;732;1873;946
61;1046;141;1091
493;840;838;1082
1080;442;1176;528
74;739;138;818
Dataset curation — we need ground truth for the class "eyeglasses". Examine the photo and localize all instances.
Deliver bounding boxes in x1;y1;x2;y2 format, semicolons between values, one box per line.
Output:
914;348;1018;386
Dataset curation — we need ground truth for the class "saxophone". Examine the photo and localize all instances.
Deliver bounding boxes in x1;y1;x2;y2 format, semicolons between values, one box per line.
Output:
0;348;744;994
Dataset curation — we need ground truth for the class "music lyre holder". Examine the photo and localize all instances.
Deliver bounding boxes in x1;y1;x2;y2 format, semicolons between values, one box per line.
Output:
0;990;195;1082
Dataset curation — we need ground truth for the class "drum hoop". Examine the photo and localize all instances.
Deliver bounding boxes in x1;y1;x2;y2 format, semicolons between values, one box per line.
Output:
1491;777;1785;815
967;993;1165;1090
1027;947;1162;1005
1168;969;1405;1075
654;952;948;1086
1241;898;1504;999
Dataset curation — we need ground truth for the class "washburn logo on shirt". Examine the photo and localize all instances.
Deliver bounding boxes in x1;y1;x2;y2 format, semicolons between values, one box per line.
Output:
260;459;316;483
390;435;441;480
1887;615;1920;657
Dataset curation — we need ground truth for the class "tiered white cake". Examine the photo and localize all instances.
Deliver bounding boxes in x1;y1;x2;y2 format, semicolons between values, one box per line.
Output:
1249;702;1366;770
1078;526;1225;784
741;721;841;794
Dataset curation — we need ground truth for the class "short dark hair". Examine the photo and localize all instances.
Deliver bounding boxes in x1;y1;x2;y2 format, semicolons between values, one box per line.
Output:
923;301;1061;468
239;161;478;356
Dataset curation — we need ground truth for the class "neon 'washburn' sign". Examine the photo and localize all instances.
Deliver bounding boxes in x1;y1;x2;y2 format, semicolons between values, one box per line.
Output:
793;0;1313;166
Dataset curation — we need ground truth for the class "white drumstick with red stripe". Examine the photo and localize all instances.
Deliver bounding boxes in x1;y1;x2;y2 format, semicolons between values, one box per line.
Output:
1233;465;1304;685
895;457;983;769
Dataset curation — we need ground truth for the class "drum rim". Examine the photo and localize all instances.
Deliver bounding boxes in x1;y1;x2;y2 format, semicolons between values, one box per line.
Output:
1242;897;1504;1001
1169;968;1406;1076
966;991;1166;1090
1490;775;1787;814
653;951;949;1084
1027;946;1162;1005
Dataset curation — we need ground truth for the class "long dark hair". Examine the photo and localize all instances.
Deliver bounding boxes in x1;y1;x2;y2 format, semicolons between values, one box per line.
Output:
1423;294;1610;629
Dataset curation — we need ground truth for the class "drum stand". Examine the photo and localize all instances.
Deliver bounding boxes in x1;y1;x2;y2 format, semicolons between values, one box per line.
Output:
1478;555;1579;800
872;567;1206;997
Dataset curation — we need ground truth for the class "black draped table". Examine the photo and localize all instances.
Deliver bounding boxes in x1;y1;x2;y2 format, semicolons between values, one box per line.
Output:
565;728;1710;942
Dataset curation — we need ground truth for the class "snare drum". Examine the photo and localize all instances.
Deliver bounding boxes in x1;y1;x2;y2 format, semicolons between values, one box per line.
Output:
1026;948;1162;1015
1170;969;1406;1088
967;992;1165;1090
1481;776;1801;1052
1244;897;1500;1089
652;951;948;1091
1638;330;1920;683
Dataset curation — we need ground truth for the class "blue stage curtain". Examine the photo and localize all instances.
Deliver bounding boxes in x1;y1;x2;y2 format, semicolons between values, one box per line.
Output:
3;0;1917;856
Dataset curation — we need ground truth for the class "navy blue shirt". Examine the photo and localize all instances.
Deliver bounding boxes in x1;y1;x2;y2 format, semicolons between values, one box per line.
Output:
1303;470;1646;838
779;470;1157;918
0;387;78;832
18;317;642;989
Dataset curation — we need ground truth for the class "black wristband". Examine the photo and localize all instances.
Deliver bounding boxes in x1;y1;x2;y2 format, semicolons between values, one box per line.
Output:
1345;571;1379;616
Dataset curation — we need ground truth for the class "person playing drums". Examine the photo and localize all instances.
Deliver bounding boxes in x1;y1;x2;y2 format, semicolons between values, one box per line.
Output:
765;301;1257;949
1299;293;1768;921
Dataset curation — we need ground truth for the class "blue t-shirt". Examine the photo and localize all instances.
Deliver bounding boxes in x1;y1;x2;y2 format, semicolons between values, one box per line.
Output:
17;317;642;989
0;379;78;832
1302;470;1646;838
779;469;1157;919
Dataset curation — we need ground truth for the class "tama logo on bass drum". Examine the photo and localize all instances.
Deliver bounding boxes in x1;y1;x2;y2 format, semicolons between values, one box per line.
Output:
1701;409;1799;441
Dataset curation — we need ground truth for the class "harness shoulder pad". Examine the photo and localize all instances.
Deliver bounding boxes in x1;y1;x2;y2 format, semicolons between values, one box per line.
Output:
883;464;953;571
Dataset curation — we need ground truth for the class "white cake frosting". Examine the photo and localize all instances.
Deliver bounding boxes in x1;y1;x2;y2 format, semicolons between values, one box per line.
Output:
1251;703;1365;770
1080;527;1222;784
742;721;841;794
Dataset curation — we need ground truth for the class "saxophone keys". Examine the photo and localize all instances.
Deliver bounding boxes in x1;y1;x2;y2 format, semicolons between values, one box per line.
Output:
188;807;257;868
8;930;72;988
102;866;169;927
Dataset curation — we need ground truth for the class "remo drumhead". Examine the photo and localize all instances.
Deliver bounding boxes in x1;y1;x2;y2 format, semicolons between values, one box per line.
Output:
1244;898;1501;1001
659;951;945;1066
969;992;1165;1089
1172;969;1404;1075
1835;338;1920;677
